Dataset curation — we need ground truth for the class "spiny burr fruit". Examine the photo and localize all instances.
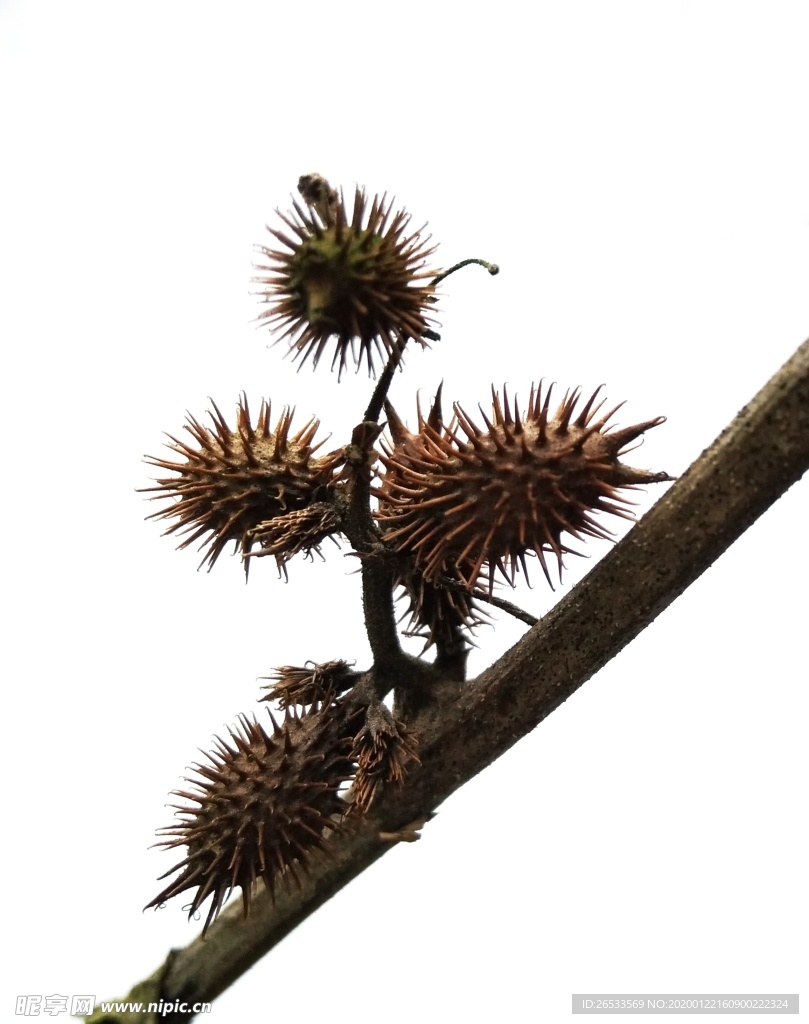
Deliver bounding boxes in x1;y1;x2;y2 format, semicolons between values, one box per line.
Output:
376;388;489;645
246;502;341;573
146;699;361;932
349;703;419;815
253;174;439;377
142;395;343;572
261;660;359;710
376;383;672;591
394;566;490;650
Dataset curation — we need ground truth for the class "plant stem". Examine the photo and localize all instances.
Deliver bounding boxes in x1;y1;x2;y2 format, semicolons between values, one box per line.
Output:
431;257;499;287
363;258;499;424
364;337;408;424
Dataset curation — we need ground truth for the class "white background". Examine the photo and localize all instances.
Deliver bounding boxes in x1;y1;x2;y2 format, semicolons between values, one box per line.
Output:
2;2;807;1021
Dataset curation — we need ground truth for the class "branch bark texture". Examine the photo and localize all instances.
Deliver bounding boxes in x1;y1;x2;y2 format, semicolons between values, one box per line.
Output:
150;338;809;1019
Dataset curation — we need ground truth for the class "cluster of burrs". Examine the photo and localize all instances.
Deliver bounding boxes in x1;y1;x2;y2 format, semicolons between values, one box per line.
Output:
142;173;670;930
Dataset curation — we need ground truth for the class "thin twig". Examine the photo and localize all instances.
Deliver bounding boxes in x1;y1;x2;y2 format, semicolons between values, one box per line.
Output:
450;583;539;627
337;422;403;675
364;337;408;424
431;257;499;287
363;258;499;424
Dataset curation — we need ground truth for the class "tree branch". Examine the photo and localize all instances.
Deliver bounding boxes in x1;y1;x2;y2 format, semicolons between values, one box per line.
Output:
138;337;808;1022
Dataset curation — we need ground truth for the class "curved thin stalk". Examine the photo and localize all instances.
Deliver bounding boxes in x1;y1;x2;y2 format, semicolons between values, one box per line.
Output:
363;258;499;423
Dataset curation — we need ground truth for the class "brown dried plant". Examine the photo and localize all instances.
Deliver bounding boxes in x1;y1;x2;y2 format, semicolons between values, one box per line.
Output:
141;173;670;936
253;173;439;377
